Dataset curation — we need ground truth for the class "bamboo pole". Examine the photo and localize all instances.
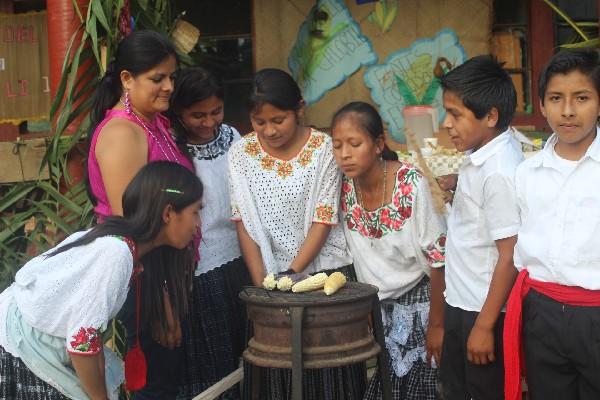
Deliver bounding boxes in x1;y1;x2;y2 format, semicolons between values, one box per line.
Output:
192;367;244;400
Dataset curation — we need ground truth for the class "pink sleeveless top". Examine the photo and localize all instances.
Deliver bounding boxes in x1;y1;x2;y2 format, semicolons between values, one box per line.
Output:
88;109;194;219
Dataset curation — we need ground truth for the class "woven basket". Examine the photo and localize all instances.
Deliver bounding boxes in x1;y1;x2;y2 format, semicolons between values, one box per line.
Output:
171;20;200;54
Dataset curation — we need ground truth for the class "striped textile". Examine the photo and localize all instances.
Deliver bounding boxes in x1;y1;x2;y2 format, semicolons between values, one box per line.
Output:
0;345;70;400
178;257;250;400
363;277;439;400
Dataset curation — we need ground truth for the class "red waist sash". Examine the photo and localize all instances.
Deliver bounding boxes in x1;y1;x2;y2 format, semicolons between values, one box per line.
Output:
503;269;600;400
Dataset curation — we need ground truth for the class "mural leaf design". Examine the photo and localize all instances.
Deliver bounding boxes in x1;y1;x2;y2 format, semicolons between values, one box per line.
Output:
368;0;398;33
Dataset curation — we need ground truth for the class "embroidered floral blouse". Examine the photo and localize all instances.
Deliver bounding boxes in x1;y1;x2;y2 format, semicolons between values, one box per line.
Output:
0;231;134;356
228;128;351;275
341;162;447;300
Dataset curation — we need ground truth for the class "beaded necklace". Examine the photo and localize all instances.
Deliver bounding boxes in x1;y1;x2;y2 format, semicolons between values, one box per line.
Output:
355;159;387;247
120;99;179;162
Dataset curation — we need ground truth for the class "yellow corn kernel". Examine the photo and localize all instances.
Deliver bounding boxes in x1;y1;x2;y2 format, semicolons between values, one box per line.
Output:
323;272;346;295
292;272;328;293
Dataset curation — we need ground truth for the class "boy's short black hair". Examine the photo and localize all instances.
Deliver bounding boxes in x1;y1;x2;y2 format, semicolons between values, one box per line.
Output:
538;48;600;104
441;55;516;132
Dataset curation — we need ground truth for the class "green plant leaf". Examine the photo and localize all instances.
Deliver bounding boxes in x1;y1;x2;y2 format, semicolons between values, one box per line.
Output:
137;0;149;11
36;182;84;214
0;184;36;213
561;38;600;48
49;27;84;119
91;0;111;33
542;0;589;41
71;0;85;23
87;14;101;67
30;201;75;235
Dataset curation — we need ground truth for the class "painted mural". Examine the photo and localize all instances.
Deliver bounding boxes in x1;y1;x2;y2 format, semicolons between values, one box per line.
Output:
364;29;467;142
288;0;378;105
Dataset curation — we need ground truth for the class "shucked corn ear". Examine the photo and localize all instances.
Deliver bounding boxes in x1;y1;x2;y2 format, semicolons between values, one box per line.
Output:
292;272;328;293
324;272;346;295
277;276;294;291
262;273;277;290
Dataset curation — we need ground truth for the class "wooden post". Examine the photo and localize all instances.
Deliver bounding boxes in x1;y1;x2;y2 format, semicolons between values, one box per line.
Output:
46;0;88;98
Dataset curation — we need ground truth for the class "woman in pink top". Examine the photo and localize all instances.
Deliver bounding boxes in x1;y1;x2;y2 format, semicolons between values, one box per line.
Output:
86;30;194;399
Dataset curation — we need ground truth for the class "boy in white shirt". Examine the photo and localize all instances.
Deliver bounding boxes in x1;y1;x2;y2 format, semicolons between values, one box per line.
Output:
504;49;600;400
439;55;524;400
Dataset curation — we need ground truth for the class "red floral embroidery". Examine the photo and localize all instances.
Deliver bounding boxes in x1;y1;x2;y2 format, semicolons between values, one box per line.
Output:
315;204;335;223
342;181;352;194
69;327;102;354
439;235;446;247
401;183;413;196
342;164;419;238
423;233;446;268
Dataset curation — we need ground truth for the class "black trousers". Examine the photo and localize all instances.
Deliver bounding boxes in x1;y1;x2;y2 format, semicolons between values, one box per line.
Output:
439;303;505;400
523;289;600;400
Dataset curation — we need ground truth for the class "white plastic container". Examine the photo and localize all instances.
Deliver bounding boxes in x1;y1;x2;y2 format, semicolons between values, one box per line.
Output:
403;105;438;149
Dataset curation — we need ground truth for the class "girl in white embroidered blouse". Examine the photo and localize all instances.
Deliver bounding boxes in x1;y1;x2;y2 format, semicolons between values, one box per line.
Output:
331;102;446;400
228;68;351;285
0;162;202;400
228;69;365;399
169;67;251;398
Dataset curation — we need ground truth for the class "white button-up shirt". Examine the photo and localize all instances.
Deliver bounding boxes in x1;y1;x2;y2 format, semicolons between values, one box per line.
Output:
446;130;524;311
514;129;600;289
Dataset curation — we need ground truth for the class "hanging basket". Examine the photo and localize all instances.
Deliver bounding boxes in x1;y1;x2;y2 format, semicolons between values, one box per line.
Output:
171;20;200;54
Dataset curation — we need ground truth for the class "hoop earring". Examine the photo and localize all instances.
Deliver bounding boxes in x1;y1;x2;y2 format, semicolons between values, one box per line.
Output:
123;90;132;114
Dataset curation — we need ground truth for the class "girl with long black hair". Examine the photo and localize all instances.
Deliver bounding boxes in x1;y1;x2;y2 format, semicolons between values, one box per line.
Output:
0;162;203;400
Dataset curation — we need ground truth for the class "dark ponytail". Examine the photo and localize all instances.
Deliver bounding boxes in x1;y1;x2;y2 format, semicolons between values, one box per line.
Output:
331;101;398;161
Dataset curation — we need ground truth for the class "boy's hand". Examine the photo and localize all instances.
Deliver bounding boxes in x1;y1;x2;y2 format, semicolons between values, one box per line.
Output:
436;174;458;192
425;324;444;367
466;324;495;365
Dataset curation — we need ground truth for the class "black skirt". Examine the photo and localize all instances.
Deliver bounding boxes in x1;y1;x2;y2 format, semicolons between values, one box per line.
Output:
0;345;70;400
178;257;251;399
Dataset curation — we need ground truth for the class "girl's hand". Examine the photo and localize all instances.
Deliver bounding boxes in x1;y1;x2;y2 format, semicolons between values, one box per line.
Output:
425;323;444;367
466;324;495;365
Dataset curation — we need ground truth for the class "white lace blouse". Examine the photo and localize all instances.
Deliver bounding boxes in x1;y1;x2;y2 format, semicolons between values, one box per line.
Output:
341;163;447;300
228;129;351;275
0;231;133;356
187;124;242;275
